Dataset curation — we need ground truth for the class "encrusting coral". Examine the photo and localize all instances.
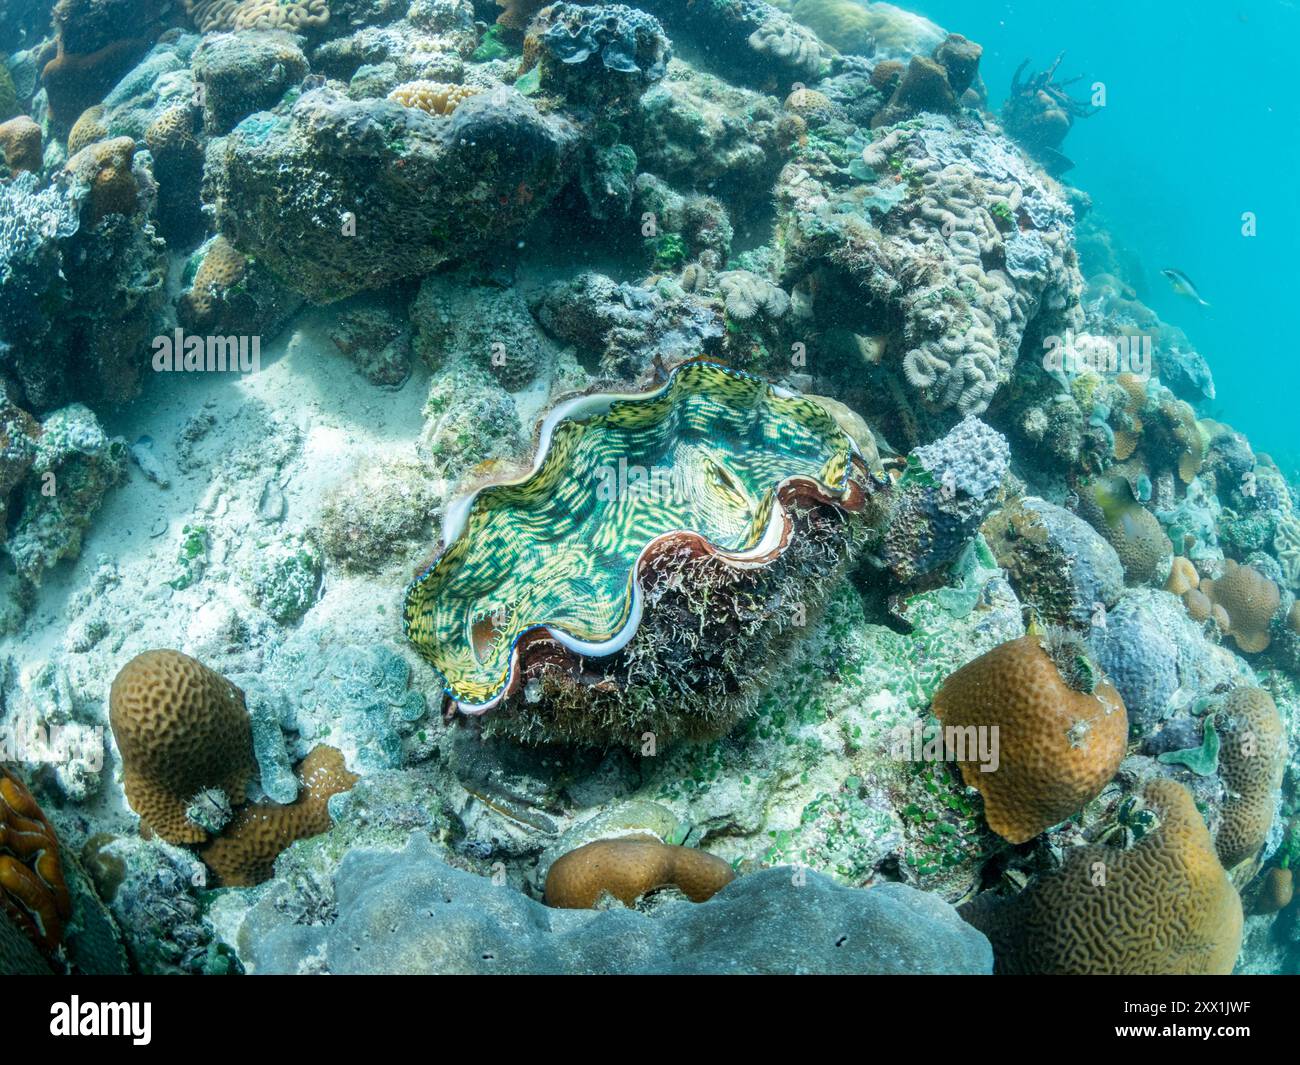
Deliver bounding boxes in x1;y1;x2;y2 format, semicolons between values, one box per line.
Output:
198;745;358;887
961;778;1243;974
544;836;735;909
1214;686;1287;868
109;650;256;844
931;634;1128;844
0;767;72;956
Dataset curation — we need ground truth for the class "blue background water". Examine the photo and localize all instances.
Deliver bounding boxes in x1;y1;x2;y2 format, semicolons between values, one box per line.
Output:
915;0;1300;474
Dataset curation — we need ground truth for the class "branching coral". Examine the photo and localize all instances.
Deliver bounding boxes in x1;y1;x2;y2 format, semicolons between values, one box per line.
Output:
109;650;256;844
0;767;72;956
962;778;1243;974
544;836;735;908
932;635;1128;844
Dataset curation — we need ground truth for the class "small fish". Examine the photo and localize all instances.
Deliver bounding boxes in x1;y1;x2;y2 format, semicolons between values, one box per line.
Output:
1161;268;1210;307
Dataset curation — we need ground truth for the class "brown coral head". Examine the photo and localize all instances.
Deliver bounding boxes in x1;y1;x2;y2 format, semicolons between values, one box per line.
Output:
1215;687;1287;869
962;778;1243;974
0;768;72;955
1200;560;1280;653
544;835;735;909
109;649;256;845
932;635;1128;845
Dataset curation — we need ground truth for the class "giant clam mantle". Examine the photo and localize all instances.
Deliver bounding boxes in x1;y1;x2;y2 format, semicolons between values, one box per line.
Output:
403;361;879;745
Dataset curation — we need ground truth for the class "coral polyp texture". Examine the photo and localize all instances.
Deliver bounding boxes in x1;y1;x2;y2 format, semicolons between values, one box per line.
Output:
932;635;1128;844
962;778;1243;974
0;767;72;956
198;745;359;886
544;836;736;908
404;361;871;738
109;650;256;844
1214;687;1287;868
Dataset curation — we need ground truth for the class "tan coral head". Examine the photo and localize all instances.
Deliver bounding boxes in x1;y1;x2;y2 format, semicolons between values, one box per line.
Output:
109;649;256;844
932;635;1128;844
544;835;735;909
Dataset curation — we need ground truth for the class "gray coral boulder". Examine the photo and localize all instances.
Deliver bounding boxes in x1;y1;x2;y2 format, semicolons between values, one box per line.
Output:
205;86;580;302
242;834;992;975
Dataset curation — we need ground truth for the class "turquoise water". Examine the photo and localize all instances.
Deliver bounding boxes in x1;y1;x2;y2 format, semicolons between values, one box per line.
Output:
921;0;1300;472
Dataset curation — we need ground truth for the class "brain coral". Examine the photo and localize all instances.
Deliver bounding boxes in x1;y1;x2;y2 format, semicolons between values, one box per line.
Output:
109;650;256;844
185;0;329;33
1215;687;1287;868
405;358;873;743
0;116;42;173
1201;560;1280;654
545;836;735;909
932;635;1128;844
198;745;358;886
0;767;72;955
962;778;1243;974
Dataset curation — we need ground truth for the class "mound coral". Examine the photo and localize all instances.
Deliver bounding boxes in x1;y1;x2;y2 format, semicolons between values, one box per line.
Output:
63;135;141;224
877;415;1009;582
983;496;1125;629
179;235;246;325
66;105;108;156
1215;687;1287;868
0;116;41;172
962;778;1242;974
544;836;735;908
777;113;1082;429
404;361;875;745
931;635;1128;844
388;80;481;115
0;768;72;955
198;745;358;887
1200;560;1280;654
109;650;256;844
